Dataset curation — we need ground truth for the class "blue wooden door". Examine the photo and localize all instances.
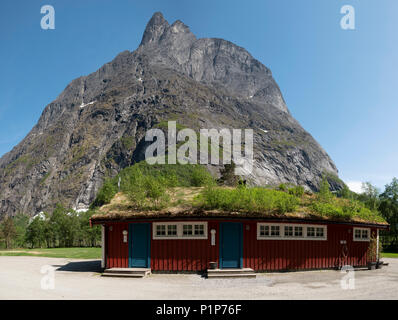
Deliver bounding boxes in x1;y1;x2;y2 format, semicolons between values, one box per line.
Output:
129;223;150;268
220;222;242;268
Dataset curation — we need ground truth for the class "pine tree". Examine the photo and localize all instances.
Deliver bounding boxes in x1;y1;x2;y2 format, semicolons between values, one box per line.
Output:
1;216;17;249
318;176;333;202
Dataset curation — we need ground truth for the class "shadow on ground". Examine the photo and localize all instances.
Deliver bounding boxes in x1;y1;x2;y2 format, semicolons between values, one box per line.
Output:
54;260;102;273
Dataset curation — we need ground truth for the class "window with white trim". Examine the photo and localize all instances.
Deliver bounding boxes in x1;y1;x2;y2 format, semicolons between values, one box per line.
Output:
270;225;280;237
183;224;193;236
153;222;208;239
167;224;177;236
155;224;178;237
294;226;303;237
257;224;281;239
257;223;327;240
194;224;205;236
284;226;293;237
353;227;370;241
316;227;324;238
307;227;315;237
259;225;270;237
156;225;166;236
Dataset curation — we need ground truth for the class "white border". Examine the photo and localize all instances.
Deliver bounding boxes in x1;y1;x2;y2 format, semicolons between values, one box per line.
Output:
153;222;208;240
353;227;370;242
257;223;327;241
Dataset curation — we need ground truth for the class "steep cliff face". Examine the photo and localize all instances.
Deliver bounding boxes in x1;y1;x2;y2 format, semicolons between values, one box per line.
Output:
138;12;288;113
0;12;341;217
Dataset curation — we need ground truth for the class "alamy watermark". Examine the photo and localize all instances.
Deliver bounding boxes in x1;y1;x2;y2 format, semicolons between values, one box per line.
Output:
340;265;355;290
40;5;55;30
340;5;355;30
144;121;254;175
40;265;55;290
39;5;355;31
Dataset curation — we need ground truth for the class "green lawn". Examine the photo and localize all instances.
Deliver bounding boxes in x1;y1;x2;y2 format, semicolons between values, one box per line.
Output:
381;252;398;259
0;247;101;259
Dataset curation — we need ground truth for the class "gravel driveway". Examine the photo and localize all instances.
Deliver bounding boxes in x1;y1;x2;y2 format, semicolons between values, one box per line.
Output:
0;256;397;299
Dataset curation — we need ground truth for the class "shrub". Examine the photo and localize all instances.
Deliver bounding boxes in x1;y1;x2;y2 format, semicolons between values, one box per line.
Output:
125;169;147;208
143;176;170;209
310;201;347;219
278;183;288;192
199;186;299;214
288;186;305;197
91;179;117;207
276;194;300;213
190;165;215;187
318;176;333;202
367;233;383;262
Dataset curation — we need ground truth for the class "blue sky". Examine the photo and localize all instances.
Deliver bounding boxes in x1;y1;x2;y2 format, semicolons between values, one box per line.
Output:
0;0;397;192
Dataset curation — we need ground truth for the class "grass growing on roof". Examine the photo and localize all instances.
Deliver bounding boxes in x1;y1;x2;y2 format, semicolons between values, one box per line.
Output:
194;185;385;223
91;165;386;224
196;185;299;214
91;161;215;209
308;177;386;223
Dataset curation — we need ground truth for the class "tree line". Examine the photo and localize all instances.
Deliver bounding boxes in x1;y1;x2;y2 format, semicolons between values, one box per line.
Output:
337;178;398;251
0;204;101;249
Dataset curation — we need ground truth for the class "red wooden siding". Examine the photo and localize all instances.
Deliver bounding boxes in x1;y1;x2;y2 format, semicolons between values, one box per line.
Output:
151;221;219;271
104;220;377;271
105;222;129;268
243;222;375;271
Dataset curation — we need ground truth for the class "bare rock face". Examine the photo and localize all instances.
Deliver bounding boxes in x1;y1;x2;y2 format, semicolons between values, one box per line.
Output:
138;12;287;113
0;12;341;217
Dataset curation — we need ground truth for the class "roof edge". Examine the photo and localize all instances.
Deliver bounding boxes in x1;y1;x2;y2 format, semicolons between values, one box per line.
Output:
91;215;389;229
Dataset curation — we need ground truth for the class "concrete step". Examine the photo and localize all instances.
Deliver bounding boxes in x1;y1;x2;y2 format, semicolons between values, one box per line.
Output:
102;272;145;278
102;268;151;278
207;268;254;275
207;273;257;279
207;268;256;278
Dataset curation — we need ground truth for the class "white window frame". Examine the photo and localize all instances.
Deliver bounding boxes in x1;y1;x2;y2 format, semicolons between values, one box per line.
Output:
257;223;282;240
353;227;370;242
153;222;208;240
153;222;176;238
257;223;327;241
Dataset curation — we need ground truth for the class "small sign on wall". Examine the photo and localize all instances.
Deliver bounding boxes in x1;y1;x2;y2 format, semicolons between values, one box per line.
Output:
210;229;216;246
123;230;128;243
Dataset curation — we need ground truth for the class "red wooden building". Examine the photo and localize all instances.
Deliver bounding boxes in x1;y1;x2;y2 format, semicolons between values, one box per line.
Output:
90;210;388;272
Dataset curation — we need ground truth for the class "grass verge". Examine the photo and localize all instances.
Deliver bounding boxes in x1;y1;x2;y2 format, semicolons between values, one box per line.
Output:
381;252;398;259
0;247;101;259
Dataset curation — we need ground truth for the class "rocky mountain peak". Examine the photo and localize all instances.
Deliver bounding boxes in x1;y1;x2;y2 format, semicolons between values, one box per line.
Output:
140;12;169;46
169;20;193;34
140;12;196;50
138;12;288;113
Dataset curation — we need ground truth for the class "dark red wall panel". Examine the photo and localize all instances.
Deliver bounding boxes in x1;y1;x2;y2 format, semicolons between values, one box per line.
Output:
105;222;129;268
242;222;374;271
